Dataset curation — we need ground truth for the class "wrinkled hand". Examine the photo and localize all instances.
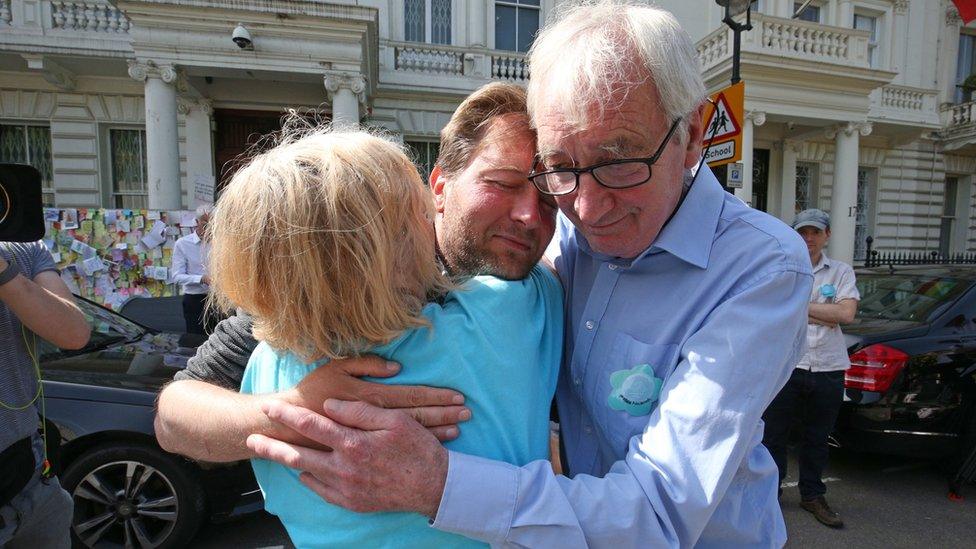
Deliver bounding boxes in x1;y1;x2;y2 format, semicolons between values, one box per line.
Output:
283;355;469;442
248;399;447;517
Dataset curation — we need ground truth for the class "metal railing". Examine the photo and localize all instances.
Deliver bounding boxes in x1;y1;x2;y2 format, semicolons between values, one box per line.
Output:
862;236;976;267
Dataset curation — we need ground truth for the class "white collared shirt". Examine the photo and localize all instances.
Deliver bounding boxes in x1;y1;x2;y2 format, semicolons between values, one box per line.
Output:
796;253;860;372
171;232;210;295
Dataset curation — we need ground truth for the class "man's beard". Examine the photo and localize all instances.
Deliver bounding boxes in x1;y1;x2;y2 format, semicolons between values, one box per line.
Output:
438;216;537;281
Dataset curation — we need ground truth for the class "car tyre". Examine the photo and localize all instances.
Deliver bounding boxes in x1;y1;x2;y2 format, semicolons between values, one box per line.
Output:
60;442;206;549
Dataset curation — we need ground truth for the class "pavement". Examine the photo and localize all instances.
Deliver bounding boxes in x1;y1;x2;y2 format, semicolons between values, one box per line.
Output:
189;449;976;548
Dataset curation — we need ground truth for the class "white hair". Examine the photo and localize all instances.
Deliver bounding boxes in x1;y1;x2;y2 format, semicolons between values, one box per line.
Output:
526;1;706;136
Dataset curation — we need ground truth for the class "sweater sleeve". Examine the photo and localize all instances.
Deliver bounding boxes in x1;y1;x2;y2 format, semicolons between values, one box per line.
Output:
175;311;258;389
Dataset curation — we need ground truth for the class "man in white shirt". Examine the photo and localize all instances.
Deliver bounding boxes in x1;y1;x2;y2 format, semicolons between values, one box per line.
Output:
763;208;859;529
171;206;213;334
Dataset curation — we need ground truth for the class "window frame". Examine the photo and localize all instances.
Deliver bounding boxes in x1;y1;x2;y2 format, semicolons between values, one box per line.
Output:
956;32;976;104
404;139;440;185
854;166;878;262
404;0;452;45
794;161;820;214
0;121;55;206
852;9;883;69
793;1;823;23
107;126;149;210
493;0;541;53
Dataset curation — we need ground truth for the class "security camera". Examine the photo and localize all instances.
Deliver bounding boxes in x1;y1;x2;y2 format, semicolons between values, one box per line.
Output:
232;24;253;50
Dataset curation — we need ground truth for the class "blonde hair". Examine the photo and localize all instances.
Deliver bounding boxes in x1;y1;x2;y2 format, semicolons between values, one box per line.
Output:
526;0;705;137
208;124;451;361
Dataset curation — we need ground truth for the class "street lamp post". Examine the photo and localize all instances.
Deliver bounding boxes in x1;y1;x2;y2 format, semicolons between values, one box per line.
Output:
716;0;754;85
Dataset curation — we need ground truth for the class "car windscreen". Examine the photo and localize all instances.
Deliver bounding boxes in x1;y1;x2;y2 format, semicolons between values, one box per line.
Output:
38;298;147;361
856;273;972;322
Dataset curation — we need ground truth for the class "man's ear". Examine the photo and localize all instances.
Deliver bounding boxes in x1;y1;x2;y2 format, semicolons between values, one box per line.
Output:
683;102;707;170
430;166;448;213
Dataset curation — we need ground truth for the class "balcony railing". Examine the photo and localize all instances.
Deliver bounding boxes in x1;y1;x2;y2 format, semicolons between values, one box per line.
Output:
491;52;528;81
698;13;870;73
390;42;529;82
394;44;463;76
50;1;130;34
881;85;925;111
943;101;976;128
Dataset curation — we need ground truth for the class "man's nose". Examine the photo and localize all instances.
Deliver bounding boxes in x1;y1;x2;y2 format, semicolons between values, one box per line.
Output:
573;173;614;224
510;185;545;229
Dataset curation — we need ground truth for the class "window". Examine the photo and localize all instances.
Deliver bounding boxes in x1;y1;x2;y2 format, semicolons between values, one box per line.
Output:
405;0;451;45
940;176;959;256
405;140;440;184
854;167;876;261
795;162;818;213
793;1;820;22
956;33;976;103
853;13;879;68
109;129;148;209
495;0;539;53
0;123;54;206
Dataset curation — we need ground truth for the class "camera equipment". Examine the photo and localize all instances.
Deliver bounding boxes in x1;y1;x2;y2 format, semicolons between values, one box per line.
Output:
0;163;45;242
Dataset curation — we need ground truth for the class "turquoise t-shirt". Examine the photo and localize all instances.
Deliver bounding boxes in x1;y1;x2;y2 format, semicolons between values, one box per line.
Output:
241;265;563;549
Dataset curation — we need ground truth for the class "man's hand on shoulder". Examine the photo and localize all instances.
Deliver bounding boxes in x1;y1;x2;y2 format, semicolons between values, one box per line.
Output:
284;355;470;441
248;399;447;517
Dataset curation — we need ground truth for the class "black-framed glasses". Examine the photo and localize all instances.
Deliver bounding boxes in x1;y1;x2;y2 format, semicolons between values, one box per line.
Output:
528;118;683;197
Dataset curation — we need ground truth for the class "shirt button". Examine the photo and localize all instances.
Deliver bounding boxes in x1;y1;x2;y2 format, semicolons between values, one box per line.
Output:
585;320;595;330
584;425;593;434
573;377;581;386
608;264;618;271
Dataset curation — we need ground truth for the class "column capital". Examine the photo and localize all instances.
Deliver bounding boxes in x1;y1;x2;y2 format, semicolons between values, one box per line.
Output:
825;122;871;139
894;0;908;15
947;5;963;27
177;97;214;116
774;139;801;153
323;70;367;105
128;60;179;85
745;110;766;127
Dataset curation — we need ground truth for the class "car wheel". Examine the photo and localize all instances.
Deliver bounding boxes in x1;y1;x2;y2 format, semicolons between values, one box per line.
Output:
60;442;206;549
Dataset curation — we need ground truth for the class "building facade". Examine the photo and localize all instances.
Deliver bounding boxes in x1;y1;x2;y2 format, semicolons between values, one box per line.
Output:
1;0;974;263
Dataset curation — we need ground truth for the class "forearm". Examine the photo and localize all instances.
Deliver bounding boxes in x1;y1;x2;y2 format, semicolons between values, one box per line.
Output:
808;300;856;324
155;379;314;462
0;272;88;348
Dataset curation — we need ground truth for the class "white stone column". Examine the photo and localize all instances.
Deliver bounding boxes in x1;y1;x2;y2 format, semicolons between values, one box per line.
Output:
826;122;872;264
324;71;367;128
735;111;765;207
836;0;854;27
468;0;487;47
778;140;800;222
180;98;215;206
939;6;964;105
129;60;181;210
891;0;910;78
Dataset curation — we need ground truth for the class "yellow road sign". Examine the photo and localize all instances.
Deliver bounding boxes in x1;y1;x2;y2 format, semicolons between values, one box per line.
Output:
701;81;745;167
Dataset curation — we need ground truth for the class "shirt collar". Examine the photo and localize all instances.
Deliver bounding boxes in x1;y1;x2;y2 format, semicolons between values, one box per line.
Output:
187;231;201;244
813;253;832;272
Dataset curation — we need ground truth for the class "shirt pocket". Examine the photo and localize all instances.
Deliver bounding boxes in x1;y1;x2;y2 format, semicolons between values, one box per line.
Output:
598;333;679;453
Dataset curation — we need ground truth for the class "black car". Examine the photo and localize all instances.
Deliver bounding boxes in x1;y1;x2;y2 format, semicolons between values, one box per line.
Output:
37;296;260;548
835;265;976;484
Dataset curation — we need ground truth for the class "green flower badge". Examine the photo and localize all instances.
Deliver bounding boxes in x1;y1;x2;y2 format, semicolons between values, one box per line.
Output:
608;364;664;417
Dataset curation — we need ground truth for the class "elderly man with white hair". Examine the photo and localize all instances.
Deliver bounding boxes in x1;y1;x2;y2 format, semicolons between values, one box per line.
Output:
171;205;214;334
247;2;813;546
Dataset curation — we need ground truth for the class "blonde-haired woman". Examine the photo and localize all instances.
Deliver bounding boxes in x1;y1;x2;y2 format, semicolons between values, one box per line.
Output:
208;127;562;548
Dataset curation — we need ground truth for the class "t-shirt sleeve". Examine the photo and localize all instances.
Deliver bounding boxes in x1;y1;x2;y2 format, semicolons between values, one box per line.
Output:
175;312;258;389
29;240;58;277
836;264;860;301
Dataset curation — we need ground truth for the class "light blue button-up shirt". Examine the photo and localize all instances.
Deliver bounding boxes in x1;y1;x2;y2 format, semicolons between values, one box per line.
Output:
433;167;813;547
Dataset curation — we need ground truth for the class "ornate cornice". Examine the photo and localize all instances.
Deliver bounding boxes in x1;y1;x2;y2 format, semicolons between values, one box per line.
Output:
746;110;766;127
894;0;909;16
947;5;963;26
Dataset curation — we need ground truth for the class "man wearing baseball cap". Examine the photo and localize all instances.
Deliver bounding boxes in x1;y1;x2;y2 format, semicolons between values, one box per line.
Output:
762;208;860;528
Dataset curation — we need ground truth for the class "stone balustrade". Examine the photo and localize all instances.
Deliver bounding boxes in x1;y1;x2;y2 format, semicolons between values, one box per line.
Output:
490;52;528;81
881;85;926;111
698;13;870;71
394;44;464;76
944;101;976;127
51;1;130;33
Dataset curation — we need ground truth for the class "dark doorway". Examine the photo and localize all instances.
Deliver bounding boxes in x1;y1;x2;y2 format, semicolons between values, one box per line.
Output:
213;109;284;194
753;148;769;212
